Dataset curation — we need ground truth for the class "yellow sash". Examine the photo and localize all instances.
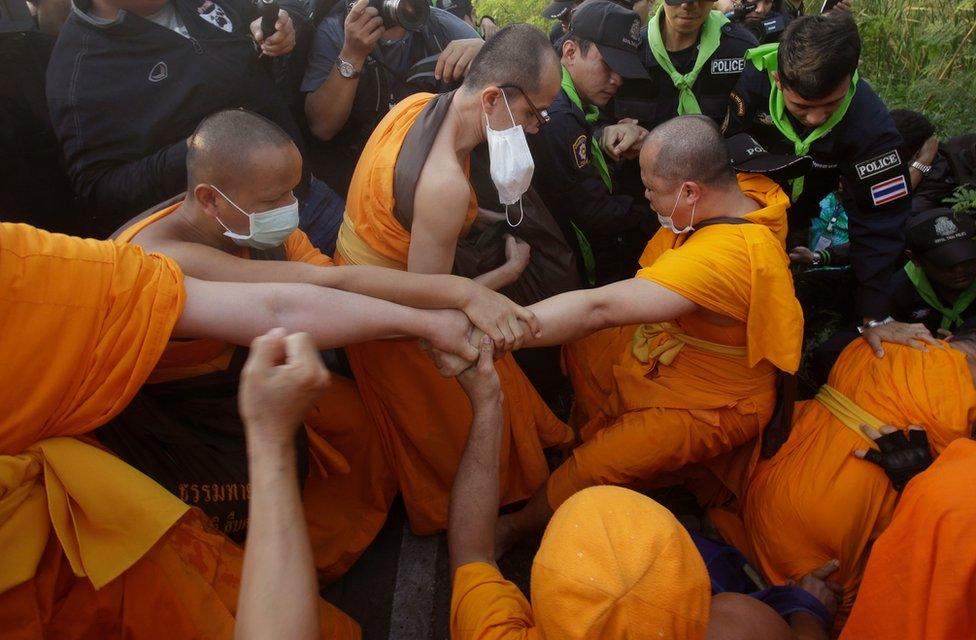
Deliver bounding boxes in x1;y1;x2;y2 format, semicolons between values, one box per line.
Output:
0;437;189;593
631;322;748;365
814;385;883;449
336;215;405;270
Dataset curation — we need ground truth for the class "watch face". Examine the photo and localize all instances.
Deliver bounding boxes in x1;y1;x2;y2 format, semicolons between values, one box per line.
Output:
338;60;356;78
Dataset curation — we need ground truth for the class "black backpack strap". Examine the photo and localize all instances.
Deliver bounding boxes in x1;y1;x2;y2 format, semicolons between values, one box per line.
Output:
692;216;755;231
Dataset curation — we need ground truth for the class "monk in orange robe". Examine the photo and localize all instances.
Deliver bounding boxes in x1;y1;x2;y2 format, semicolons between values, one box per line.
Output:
441;115;805;550
718;336;976;631
334;25;572;534
841;438;976;640
445;338;832;640
109;109;536;579
0;221;480;639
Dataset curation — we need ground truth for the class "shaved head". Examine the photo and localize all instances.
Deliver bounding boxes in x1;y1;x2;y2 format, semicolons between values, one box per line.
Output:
462;24;560;94
186;109;296;198
641;115;735;188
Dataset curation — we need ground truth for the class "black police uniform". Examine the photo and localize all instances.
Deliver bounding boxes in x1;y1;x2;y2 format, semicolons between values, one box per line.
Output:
528;90;650;286
890;267;976;334
728;69;912;319
612;19;757;130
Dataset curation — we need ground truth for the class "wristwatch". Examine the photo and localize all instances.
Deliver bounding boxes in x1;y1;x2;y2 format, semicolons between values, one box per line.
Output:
336;57;361;79
911;160;932;176
857;316;895;334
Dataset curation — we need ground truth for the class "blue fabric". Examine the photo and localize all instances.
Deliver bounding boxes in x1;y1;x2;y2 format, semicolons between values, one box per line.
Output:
689;531;831;630
298;176;345;255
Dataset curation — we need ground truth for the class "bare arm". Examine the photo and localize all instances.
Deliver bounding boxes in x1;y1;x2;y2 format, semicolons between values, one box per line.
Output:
304;0;383;141
446;337;504;575
520;278;699;348
174;276;479;361
138;238;538;350
410;162;524;292
236;331;325;640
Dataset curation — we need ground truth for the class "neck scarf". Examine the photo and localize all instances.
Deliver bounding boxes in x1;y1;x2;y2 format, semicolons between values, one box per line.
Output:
904;261;976;331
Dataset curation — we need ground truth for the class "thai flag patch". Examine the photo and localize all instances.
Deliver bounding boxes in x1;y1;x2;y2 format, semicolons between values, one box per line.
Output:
869;175;909;206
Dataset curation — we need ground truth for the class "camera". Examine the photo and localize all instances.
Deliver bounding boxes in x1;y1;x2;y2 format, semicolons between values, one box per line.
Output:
723;2;757;21
350;0;430;31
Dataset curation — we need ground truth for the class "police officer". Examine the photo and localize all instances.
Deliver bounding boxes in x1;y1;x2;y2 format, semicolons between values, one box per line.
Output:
543;0;580;45
729;11;928;349
302;0;482;194
528;0;652;287
892;208;976;336
612;0;757;131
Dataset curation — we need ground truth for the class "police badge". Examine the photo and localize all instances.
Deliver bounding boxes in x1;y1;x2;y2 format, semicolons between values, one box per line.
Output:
573;134;589;168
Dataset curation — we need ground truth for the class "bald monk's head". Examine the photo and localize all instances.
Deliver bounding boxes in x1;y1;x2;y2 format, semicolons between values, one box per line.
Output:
639;116;740;233
461;24;561;135
186;109;302;242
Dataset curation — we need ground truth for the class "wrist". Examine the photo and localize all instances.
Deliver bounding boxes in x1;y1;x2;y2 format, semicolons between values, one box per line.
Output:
245;431;298;462
338;49;366;68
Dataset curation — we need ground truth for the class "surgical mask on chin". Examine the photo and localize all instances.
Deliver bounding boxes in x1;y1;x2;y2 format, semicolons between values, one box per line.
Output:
656;188;695;235
485;91;535;227
210;184;300;250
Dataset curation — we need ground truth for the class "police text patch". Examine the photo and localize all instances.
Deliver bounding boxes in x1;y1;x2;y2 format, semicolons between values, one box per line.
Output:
870;175;909;206
572;135;589;169
855;150;902;180
710;58;745;75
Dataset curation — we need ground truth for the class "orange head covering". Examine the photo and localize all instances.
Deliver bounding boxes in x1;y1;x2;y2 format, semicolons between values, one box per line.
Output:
530;486;710;640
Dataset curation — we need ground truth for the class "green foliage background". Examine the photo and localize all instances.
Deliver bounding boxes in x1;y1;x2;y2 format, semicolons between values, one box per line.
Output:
473;0;976;136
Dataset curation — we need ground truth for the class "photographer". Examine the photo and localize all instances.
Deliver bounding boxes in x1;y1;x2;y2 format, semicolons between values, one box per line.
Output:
302;0;481;194
727;0;792;44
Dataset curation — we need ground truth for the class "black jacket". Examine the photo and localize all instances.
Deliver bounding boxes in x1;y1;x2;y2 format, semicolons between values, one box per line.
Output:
612;18;757;130
528;89;650;286
728;69;911;319
47;0;307;238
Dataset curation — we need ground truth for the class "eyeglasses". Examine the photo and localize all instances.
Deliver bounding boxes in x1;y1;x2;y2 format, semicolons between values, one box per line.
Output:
498;84;551;128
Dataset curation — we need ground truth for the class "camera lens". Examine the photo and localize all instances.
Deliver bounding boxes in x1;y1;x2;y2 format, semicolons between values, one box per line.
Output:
383;0;429;31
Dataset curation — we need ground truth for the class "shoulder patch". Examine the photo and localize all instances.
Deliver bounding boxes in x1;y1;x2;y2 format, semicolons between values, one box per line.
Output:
573;134;589;169
869;175;909;206
854;149;902;181
731;90;746;118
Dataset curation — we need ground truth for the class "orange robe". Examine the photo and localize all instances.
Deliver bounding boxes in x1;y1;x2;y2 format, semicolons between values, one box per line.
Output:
336;92;572;534
0;223;359;639
117;206;396;581
728;340;976;630
841;438;976;640
450;487;710;640
552;174;802;509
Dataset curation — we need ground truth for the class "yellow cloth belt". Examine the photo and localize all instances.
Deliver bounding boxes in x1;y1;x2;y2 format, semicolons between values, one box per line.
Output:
0;437;190;593
631;322;748;366
814;385;883;449
336;215;405;270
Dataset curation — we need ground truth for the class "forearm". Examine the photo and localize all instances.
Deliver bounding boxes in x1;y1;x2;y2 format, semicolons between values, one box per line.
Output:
448;397;505;574
305;66;359;141
322;266;472;309
236;440;318;640
175;278;445;348
472;264;520;291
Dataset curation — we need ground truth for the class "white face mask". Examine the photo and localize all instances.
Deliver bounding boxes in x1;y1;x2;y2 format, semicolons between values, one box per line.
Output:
657;187;695;235
485;91;535;227
211;185;300;250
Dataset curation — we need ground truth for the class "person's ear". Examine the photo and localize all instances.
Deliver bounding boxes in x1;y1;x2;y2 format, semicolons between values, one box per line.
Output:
562;39;577;63
772;71;782;91
195;184;221;219
684;181;703;204
481;86;502;115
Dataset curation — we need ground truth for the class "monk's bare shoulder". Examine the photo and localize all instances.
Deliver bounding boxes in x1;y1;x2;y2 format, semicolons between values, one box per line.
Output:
415;143;471;225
